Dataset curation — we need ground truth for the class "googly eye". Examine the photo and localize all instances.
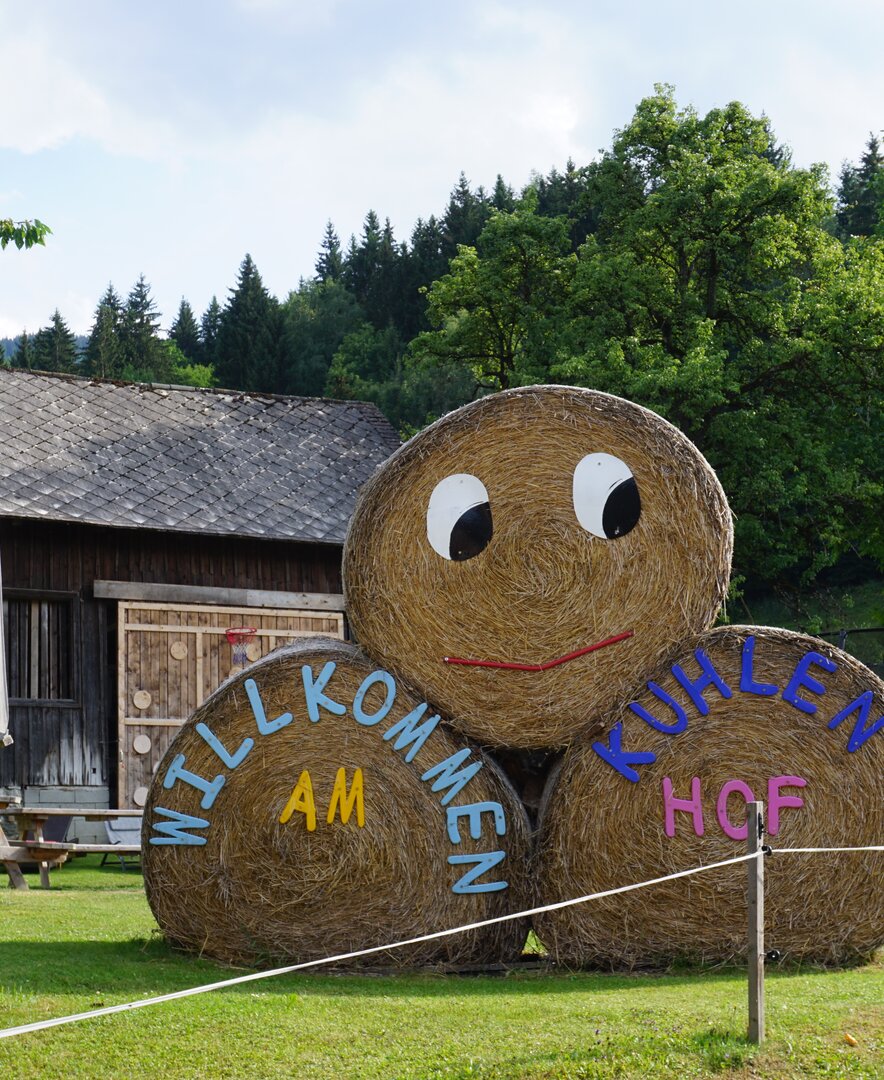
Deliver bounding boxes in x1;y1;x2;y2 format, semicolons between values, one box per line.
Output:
427;474;493;561
573;453;641;539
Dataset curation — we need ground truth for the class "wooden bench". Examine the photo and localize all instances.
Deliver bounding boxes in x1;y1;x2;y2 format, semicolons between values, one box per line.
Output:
1;807;143;890
7;840;141;857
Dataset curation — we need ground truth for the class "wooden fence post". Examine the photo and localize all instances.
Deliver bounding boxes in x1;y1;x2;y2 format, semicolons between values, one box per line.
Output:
747;800;765;1045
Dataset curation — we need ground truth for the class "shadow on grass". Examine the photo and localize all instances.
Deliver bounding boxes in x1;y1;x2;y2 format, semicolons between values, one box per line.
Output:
2;935;847;1004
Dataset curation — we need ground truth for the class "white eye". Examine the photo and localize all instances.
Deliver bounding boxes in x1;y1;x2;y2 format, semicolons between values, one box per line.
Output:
573;453;641;539
427;474;493;561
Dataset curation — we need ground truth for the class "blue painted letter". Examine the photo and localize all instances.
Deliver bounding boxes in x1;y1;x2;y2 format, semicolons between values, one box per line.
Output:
446;801;507;844
671;650;733;716
629;682;689;733
196;722;254;769
162;754;225;810
783;652;837;715
828;690;884;752
421;748;483;806
352;670;396;726
245;678;293;735
383;704;440;762
592;722;656;782
149;806;210;846
301;662;346;722
448;850;507;893
740;636;778;696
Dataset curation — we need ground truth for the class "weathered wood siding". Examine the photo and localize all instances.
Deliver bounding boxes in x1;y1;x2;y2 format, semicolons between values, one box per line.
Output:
118;600;344;807
0;517;343;793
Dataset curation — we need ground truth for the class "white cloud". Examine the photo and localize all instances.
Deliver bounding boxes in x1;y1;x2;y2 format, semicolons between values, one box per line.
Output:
0;13;185;161
2;0;884;338
0;40;110;154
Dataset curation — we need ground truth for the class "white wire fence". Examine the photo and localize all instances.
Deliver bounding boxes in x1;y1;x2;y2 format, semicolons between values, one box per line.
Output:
0;805;880;1044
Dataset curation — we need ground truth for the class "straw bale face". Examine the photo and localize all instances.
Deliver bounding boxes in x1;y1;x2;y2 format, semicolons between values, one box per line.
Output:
142;638;531;969
534;626;884;967
344;386;732;748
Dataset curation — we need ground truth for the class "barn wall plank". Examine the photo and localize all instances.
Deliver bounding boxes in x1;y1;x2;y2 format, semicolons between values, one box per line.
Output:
1;518;344;790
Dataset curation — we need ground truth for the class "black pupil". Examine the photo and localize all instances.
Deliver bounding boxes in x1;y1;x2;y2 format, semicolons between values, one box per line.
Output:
602;477;641;539
450;502;493;561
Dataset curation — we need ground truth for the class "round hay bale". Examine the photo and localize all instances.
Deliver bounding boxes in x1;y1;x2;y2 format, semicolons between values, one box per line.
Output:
534;626;884;967
142;638;531;969
344;385;732;748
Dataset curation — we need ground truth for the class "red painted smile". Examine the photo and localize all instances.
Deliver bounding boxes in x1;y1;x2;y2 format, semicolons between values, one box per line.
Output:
442;631;634;672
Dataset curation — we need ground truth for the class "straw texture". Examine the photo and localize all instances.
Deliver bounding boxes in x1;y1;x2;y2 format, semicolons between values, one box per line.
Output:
534;626;884;967
344;385;733;748
143;638;531;969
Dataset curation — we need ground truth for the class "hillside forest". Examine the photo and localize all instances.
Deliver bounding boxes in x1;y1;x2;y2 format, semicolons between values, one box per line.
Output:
3;89;883;602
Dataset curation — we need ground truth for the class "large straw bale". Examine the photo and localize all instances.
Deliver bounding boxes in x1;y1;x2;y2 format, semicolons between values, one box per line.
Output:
344;385;732;748
143;638;531;969
534;626;884;967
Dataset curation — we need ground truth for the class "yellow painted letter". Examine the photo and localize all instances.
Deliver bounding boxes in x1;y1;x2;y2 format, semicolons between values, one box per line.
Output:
279;769;317;831
326;767;365;827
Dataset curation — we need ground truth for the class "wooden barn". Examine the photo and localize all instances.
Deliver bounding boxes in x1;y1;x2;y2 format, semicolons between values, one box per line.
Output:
0;368;400;811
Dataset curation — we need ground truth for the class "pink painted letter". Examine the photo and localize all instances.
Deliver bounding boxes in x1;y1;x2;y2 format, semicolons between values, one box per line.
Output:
715;779;756;841
662;776;704;837
767;775;806;836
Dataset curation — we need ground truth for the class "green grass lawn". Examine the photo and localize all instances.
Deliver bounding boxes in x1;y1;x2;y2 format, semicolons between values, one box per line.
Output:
1;857;882;1078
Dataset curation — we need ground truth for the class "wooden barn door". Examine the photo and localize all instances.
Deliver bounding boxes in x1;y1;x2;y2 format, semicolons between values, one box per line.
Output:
117;602;344;808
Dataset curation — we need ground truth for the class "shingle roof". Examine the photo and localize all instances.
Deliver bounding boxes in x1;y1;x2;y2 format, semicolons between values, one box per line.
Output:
0;369;401;544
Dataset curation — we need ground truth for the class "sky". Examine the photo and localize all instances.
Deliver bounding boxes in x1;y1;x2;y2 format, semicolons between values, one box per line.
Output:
1;0;882;339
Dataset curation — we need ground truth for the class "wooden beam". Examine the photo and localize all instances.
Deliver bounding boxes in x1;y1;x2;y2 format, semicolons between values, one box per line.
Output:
94;580;345;613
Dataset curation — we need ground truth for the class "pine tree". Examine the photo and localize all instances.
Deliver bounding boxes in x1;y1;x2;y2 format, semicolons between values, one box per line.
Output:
169;298;202;363
535;159;598;247
397;216;448;339
120;275;170;380
836;133;884;238
442;173;490;256
201;296;222;370
761;117;792;169
12;330;35;370
364;217;405;330
315;221;343;282
491;175;516;212
215;254;281;392
83;283;124;378
343;211;383;303
31;310;80;373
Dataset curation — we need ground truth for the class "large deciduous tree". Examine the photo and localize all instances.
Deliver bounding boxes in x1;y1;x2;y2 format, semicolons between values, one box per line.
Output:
278;279;364;398
554;87;883;585
411;200;575;392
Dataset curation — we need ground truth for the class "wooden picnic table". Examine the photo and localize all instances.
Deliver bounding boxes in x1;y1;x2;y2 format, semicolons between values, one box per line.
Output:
0;806;143;891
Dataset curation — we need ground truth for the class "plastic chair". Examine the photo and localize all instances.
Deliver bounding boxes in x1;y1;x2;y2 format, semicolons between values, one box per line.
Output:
101;817;142;870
